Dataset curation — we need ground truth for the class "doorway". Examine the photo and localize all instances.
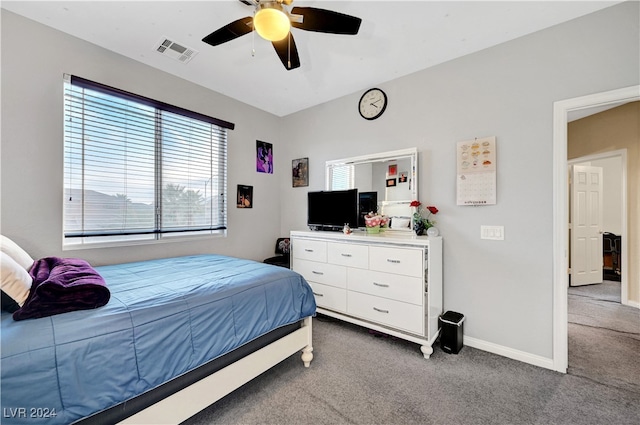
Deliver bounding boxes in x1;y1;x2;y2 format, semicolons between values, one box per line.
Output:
569;153;625;292
551;85;639;373
566;152;631;385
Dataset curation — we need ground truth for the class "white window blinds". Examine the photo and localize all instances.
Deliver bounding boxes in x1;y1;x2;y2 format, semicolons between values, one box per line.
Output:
329;164;354;190
63;75;233;244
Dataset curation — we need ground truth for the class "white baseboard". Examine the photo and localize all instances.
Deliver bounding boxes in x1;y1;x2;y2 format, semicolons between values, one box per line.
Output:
624;300;640;309
464;336;555;371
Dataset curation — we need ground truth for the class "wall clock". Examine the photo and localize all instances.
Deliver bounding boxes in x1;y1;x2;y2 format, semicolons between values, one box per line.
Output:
358;88;387;120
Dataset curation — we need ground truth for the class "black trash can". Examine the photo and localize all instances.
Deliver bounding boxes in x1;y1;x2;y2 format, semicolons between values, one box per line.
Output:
439;311;465;354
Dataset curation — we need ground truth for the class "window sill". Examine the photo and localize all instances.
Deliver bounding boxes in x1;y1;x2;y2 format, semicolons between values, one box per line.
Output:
62;231;227;251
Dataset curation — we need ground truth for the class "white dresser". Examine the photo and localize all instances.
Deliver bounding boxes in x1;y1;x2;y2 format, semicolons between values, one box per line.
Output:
290;230;443;358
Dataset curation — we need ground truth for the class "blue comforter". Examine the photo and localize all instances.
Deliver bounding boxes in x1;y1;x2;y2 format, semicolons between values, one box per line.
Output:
1;255;316;425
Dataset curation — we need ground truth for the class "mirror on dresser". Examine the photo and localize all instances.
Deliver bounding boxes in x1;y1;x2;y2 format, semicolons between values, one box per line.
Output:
325;148;418;231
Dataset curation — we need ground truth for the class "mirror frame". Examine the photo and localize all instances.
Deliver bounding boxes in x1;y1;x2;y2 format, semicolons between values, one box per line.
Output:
325;147;418;232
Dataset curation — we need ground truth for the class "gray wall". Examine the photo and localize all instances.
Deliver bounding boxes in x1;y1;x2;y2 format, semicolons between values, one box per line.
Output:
1;3;638;363
1;10;284;266
278;2;639;360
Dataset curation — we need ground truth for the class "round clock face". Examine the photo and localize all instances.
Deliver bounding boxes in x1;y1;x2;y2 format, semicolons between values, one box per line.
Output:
358;88;387;120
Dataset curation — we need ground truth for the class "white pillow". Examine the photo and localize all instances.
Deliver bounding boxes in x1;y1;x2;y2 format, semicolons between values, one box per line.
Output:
0;252;32;307
0;235;34;270
391;217;411;229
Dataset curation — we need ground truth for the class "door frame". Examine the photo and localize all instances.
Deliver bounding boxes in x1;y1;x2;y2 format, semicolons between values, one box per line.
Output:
568;151;628;299
552;85;638;373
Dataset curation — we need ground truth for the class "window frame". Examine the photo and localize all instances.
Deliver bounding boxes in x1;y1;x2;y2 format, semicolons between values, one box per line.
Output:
63;75;234;249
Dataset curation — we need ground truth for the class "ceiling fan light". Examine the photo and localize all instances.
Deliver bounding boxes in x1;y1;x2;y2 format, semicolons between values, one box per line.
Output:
254;8;290;42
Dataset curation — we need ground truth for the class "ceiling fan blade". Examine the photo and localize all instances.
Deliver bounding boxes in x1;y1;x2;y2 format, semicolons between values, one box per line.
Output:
272;33;300;71
290;7;362;35
202;17;253;46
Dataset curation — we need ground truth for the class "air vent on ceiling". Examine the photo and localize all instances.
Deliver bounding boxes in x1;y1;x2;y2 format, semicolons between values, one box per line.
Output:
154;37;198;64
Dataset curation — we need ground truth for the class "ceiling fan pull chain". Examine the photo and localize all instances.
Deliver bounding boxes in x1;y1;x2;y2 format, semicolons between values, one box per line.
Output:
251;11;256;57
287;32;291;68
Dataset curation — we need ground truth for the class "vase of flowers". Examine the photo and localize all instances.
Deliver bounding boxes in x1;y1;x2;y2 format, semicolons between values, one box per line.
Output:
410;200;438;236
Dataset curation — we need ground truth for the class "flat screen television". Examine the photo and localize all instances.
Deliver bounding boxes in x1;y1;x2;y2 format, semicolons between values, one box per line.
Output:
307;189;358;231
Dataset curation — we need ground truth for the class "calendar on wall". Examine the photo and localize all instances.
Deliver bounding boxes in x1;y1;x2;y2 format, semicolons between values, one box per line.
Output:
456;136;497;205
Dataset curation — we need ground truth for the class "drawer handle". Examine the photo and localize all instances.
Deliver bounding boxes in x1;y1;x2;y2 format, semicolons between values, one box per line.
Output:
387;259;401;264
341;253;352;257
373;282;389;288
373;307;389;314
312;292;324;297
312;271;324;275
305;249;314;252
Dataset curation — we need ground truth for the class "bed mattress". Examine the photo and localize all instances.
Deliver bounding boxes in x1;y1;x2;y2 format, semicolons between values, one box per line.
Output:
1;254;316;425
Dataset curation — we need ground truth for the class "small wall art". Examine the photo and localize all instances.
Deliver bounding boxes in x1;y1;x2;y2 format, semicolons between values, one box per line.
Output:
388;164;398;176
237;184;253;208
292;157;309;187
399;172;408;183
386;178;397;187
256;140;273;174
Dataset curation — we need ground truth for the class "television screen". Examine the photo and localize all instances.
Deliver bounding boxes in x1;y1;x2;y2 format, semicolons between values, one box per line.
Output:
307;189;358;231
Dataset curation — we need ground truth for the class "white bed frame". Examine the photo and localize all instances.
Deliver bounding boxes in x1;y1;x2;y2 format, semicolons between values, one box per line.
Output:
118;317;313;424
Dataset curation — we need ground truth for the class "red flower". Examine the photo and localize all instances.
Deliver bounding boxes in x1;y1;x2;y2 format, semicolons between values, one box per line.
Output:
426;206;439;215
410;200;421;208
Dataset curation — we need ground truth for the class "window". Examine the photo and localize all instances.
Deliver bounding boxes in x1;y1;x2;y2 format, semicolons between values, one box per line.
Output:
328;164;354;190
63;75;234;246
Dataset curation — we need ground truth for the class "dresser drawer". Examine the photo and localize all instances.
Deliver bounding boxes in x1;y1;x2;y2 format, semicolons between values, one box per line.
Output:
347;268;423;305
369;246;423;277
293;259;347;289
309;282;347;313
327;242;368;269
292;239;327;262
347;291;424;335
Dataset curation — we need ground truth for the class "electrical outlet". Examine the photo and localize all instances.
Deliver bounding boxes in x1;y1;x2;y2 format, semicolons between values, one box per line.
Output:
481;225;504;240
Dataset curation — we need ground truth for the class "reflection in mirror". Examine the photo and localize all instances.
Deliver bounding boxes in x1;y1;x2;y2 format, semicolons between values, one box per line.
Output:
326;148;418;231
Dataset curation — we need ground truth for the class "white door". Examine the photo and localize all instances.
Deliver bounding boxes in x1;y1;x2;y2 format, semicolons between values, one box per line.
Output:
570;165;603;286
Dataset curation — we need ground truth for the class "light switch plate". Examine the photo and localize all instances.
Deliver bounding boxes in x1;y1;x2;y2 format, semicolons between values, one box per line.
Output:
481;225;504;240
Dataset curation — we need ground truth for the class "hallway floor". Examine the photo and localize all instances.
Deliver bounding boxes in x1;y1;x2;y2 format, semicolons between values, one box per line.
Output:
568;280;640;393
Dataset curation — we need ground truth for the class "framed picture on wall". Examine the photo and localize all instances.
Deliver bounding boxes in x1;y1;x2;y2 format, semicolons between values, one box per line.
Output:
386;178;397;187
256;140;273;174
399;172;408;183
388;164;398;176
237;185;253;208
292;157;309;187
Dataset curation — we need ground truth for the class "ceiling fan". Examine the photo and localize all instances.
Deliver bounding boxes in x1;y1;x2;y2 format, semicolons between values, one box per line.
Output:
202;0;362;70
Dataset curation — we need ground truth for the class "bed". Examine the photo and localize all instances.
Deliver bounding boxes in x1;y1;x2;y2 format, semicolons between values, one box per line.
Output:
1;253;316;424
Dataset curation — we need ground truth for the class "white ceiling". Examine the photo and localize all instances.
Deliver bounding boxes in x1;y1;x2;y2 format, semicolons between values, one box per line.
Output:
2;1;622;117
